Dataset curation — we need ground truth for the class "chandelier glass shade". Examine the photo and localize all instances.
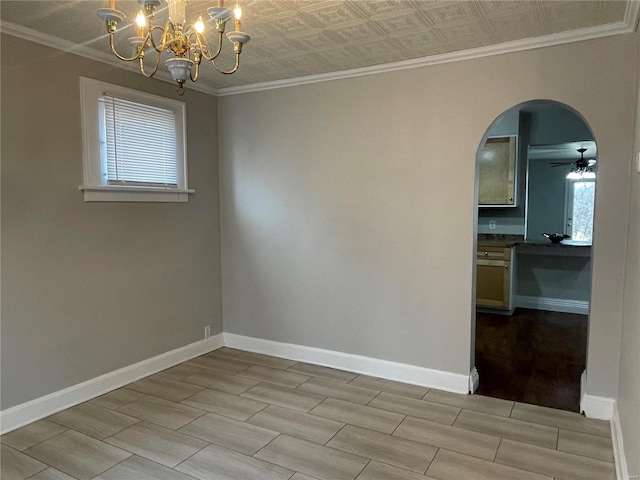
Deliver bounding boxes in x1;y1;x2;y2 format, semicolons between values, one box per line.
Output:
97;0;251;94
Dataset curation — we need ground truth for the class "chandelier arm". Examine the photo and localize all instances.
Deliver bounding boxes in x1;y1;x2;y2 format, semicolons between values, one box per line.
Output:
210;53;240;75
190;61;200;82
149;24;169;53
138;52;161;78
108;34;146;62
199;32;224;61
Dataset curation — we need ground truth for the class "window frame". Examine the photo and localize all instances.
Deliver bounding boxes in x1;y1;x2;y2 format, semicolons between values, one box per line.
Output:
79;77;194;202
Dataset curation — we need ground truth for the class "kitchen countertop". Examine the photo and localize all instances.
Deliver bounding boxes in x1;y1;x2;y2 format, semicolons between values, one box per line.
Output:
477;234;592;255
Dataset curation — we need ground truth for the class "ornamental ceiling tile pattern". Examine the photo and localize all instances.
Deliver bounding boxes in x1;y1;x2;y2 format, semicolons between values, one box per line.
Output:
0;0;631;90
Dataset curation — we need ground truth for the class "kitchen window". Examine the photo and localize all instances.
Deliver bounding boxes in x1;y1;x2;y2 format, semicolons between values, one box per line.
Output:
79;77;193;202
564;178;595;243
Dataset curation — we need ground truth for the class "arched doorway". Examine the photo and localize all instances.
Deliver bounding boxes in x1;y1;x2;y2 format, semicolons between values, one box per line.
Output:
473;100;597;412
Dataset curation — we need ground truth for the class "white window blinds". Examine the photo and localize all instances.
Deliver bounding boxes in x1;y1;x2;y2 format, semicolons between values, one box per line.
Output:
100;95;178;188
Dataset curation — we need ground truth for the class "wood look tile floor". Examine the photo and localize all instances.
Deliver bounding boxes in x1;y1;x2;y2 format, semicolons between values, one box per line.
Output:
2;347;614;480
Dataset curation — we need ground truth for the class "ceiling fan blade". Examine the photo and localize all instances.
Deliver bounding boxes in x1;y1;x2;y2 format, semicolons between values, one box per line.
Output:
549;162;573;166
587;159;597;166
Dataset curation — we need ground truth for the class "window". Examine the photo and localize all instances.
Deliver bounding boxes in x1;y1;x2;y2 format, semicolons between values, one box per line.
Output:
564;177;595;243
80;77;193;202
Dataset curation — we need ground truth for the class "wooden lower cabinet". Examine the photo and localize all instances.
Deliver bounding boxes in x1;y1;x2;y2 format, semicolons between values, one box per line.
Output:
476;245;515;311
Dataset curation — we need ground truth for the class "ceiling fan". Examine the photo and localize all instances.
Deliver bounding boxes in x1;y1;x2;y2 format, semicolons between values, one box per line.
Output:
549;148;596;169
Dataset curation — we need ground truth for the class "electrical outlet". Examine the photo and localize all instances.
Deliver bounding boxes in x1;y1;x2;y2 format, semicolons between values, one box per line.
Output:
204;325;211;339
489;220;496;230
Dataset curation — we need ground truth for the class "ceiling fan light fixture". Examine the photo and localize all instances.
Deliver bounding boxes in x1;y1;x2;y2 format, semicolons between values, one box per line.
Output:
560;147;596;179
96;0;251;95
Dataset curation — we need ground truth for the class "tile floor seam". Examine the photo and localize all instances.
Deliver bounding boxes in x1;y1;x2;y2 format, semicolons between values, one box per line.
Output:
364;390;383;407
493;440;615;480
4;444;54;475
450;405;465;425
492;436;503;462
94;393;140;411
171;439;213;473
328;422;441;471
321;420;350;446
251;431;284;457
346;375;359;386
168;410;212;436
551;445;616;464
428;447;554;480
388;414;407;436
3;427;71;455
422;446;440;475
353;458;372;480
509;410;612;439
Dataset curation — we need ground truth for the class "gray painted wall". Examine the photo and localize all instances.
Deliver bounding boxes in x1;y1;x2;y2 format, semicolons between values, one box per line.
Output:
617;31;640;476
1;35;223;409
218;34;638;400
525;159;572;240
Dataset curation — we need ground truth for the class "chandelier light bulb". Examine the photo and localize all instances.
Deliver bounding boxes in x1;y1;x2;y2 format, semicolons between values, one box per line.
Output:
195;16;205;33
234;4;242;31
135;10;146;28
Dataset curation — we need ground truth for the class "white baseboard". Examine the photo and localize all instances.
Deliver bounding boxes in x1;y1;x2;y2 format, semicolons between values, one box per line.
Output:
469;367;480;393
515;295;590;315
581;392;631;479
611;400;631;480
223;333;471;394
580;393;615;420
0;334;224;435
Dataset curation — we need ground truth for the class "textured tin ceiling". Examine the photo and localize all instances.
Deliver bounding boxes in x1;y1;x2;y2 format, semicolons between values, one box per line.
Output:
0;1;634;91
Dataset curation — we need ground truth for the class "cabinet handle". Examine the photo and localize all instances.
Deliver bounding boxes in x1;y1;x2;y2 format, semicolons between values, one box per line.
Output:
505;265;509;270
509;197;514;202
484;251;489;256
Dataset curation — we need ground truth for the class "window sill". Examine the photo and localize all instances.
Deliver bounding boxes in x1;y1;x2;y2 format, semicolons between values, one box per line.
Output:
80;185;195;203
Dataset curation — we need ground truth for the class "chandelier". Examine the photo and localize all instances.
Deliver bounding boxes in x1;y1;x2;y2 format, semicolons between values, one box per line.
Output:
97;0;251;95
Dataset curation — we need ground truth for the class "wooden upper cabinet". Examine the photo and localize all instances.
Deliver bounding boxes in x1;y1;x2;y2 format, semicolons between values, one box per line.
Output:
478;136;517;207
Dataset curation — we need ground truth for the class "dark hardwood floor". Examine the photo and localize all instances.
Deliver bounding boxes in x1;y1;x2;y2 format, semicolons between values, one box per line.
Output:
475;308;588;412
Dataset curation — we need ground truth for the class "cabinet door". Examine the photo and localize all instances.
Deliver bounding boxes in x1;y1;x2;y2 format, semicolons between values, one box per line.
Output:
476;259;510;308
478;136;516;206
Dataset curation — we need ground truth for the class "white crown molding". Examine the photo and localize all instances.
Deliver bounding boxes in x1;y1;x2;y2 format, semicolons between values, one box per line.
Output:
224;333;471;394
218;17;638;96
0;21;220;97
0;334;224;435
